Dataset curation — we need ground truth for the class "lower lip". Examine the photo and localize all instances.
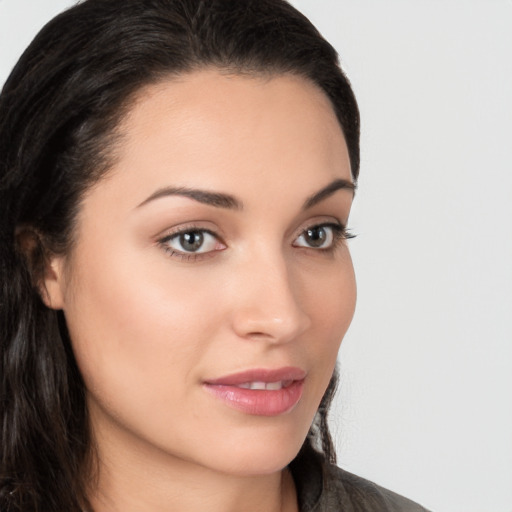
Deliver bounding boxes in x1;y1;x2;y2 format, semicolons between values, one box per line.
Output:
203;380;304;416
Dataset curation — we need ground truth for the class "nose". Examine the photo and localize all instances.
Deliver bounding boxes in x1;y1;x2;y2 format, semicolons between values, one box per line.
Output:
229;252;311;343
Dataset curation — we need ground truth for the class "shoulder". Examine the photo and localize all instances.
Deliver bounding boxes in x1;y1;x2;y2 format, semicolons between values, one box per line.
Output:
290;443;431;512
322;462;430;512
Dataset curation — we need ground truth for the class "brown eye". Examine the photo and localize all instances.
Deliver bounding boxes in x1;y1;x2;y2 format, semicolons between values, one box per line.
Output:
293;224;340;249
161;230;220;254
304;226;329;247
179;231;204;252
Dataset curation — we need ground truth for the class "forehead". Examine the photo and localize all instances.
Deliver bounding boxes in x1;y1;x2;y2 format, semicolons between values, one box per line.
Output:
89;69;351;208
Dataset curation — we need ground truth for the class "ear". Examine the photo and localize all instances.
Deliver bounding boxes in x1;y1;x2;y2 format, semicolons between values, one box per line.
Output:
16;228;67;310
40;254;67;310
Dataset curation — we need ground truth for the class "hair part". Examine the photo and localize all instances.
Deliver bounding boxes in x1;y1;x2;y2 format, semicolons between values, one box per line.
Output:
0;1;359;510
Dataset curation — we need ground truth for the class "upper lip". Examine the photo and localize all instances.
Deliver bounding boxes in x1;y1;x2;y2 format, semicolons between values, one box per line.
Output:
204;367;306;386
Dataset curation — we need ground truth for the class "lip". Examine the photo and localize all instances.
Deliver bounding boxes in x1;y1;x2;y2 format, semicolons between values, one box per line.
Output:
205;367;306;386
203;367;306;417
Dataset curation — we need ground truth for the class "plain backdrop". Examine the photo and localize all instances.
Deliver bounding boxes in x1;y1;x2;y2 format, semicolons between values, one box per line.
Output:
1;1;511;511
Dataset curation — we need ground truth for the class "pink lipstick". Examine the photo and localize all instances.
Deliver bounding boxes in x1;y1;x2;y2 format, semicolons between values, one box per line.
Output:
203;367;306;416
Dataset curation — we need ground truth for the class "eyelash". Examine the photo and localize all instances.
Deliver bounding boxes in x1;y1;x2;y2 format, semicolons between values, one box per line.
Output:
157;222;355;262
293;223;355;252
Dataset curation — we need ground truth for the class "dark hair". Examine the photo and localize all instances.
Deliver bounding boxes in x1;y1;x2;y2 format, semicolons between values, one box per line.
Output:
0;0;359;510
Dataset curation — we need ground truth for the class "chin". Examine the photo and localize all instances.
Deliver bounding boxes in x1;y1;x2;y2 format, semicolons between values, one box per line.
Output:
212;449;302;477
194;420;311;477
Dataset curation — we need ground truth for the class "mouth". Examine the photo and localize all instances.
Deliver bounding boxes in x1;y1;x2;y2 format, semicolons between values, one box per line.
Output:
203;367;306;417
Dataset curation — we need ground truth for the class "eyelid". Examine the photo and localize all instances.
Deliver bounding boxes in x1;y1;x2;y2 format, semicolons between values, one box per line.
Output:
155;220;219;239
292;216;344;239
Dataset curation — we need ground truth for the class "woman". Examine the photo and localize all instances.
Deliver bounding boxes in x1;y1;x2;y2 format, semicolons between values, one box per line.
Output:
0;1;429;510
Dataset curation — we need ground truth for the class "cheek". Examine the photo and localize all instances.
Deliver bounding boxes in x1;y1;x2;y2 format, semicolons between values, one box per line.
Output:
61;245;222;412
303;251;356;342
61;248;234;459
297;251;356;396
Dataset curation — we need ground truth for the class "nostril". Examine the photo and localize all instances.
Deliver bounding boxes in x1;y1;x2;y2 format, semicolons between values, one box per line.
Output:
245;331;273;339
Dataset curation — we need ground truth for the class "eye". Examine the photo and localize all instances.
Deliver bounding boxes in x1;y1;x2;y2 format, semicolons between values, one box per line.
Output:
160;229;224;255
293;223;351;250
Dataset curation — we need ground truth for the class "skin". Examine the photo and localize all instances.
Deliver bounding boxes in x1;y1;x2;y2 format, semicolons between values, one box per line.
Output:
43;70;356;512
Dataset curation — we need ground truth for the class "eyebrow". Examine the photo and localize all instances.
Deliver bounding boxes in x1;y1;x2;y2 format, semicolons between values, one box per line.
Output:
302;178;356;210
137;186;243;210
137;178;355;211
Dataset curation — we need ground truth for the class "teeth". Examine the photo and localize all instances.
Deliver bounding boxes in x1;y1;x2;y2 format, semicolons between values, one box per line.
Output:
237;381;285;390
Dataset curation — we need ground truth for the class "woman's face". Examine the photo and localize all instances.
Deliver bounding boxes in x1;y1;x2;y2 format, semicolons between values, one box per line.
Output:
46;70;356;475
